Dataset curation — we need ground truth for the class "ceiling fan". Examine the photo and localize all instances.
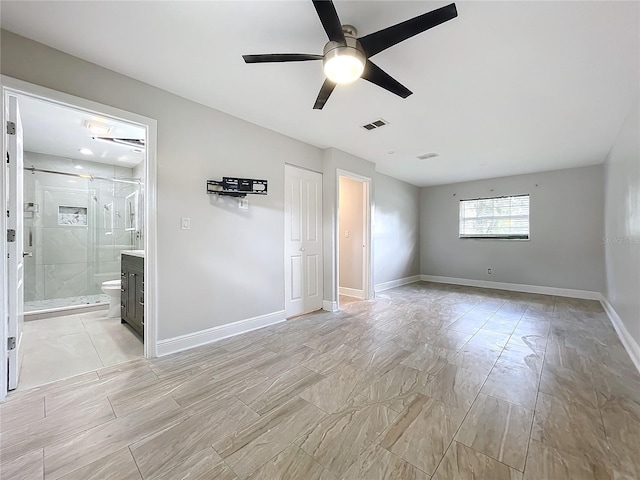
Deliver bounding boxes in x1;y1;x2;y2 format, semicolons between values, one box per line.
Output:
242;1;457;110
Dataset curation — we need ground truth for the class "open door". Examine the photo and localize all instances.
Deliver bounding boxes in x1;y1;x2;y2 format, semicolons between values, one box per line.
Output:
6;95;24;390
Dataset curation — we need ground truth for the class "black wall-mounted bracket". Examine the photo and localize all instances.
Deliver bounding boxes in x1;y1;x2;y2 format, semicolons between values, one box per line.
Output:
206;177;268;198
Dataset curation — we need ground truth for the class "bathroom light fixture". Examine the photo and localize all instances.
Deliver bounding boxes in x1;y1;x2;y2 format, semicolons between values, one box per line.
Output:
84;121;111;136
79;148;93;155
323;32;366;84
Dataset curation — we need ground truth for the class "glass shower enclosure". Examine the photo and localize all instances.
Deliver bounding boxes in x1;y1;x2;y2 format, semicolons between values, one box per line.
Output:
22;156;142;313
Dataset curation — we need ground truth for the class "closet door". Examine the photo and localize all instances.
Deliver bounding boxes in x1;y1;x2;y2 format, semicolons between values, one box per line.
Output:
284;165;323;318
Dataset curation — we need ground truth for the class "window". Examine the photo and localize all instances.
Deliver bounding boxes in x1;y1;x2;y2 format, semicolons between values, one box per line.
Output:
459;194;530;239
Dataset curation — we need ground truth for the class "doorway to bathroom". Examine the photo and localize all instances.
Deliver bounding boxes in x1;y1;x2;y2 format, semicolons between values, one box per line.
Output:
337;170;372;310
2;77;157;397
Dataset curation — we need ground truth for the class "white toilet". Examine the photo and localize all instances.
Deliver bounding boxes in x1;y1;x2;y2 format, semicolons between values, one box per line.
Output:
101;280;122;318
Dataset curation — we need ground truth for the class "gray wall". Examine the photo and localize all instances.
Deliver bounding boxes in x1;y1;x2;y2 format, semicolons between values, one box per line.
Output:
338;176;364;291
420;165;605;292
604;101;640;346
373;172;420;286
0;30;323;340
2;31;422;341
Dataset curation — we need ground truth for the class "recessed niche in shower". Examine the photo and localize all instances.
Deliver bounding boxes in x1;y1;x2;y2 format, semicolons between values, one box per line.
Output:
57;205;88;226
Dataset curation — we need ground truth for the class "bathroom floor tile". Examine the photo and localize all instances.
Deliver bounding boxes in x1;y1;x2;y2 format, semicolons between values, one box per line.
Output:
18;332;105;390
89;326;143;367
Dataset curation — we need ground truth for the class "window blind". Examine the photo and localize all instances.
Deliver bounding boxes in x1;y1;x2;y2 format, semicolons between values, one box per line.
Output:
459;194;530;239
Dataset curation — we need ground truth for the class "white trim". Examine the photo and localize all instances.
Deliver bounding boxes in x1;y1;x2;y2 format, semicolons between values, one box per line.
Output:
601;296;640;374
338;287;365;299
374;275;422;293
156;310;285;357
323;300;338;312
419;275;601;300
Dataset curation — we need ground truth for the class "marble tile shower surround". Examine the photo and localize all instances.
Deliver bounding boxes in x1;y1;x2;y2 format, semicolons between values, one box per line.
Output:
1;282;639;479
23;152;142;304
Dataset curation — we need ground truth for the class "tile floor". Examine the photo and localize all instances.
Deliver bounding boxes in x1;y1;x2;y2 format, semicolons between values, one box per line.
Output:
17;309;144;390
1;282;639;479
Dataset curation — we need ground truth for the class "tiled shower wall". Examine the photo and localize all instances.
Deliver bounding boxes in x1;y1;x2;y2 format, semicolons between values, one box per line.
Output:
23;152;143;302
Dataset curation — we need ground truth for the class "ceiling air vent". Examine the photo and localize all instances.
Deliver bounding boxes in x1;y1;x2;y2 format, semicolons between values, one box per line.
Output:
361;118;389;131
416;152;439;160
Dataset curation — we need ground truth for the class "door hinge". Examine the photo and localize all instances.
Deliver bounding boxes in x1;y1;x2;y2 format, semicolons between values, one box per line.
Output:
8;336;16;350
7;229;16;242
6;121;16;135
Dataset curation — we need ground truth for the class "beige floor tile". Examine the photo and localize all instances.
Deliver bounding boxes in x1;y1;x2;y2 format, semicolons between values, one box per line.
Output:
432;441;523;480
130;397;257;478
523;439;612;480
150;447;238;480
43;397;185;480
342;444;430;480
57;448;142;480
299;364;372;413
237;366;324;415
351;342;412;378
298;400;397;477
0;449;43;480
468;329;511;349
400;343;455;375
358;364;432;413
455;393;533;471
215;397;324;479
0;397;114;465
421;363;487;411
531;392;611;467
380;394;467;475
246;445;326;480
449;343;502;376
302;343;362;375
539;362;598;409
0;394;44;433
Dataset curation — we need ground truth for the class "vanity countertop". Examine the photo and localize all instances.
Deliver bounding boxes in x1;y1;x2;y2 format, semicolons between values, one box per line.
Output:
121;250;145;258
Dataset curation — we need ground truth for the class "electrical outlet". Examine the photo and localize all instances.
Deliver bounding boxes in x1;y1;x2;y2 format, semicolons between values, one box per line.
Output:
238;198;249;210
345;230;350;238
487;268;492;274
181;217;191;230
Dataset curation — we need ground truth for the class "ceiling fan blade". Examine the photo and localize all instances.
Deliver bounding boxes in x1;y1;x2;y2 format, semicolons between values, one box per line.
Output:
361;60;412;99
312;0;346;44
313;78;337;110
358;3;457;57
243;54;323;63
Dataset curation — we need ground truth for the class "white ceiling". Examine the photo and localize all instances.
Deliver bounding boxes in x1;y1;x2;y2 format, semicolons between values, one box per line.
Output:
2;1;638;186
17;95;145;168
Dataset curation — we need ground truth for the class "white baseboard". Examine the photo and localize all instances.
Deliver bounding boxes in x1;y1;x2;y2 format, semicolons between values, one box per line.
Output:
419;275;601;300
157;310;285;357
323;300;338;312
601;296;640;374
374;275;421;293
339;287;365;299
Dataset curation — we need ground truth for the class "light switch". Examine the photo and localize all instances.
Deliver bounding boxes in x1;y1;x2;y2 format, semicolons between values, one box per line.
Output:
181;217;191;230
345;230;349;238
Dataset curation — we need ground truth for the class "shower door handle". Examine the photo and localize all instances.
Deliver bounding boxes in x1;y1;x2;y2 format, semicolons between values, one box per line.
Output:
23;252;33;257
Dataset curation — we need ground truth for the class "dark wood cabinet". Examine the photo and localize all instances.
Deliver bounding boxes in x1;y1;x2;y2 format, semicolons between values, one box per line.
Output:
121;253;144;337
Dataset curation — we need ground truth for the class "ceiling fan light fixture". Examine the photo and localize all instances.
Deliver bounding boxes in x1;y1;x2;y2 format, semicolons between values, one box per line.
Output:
323;38;365;84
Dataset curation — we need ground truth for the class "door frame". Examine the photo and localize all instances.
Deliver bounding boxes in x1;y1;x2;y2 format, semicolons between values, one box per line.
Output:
0;76;158;401
336;169;372;309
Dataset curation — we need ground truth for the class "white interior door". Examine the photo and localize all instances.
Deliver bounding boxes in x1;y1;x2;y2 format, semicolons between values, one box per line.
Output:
284;165;323;318
6;95;24;390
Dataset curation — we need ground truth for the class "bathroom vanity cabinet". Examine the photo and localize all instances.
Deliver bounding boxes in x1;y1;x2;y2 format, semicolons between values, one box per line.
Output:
121;253;144;337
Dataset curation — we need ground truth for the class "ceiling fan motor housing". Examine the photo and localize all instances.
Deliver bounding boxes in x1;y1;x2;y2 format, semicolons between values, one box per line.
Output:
323;34;366;84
